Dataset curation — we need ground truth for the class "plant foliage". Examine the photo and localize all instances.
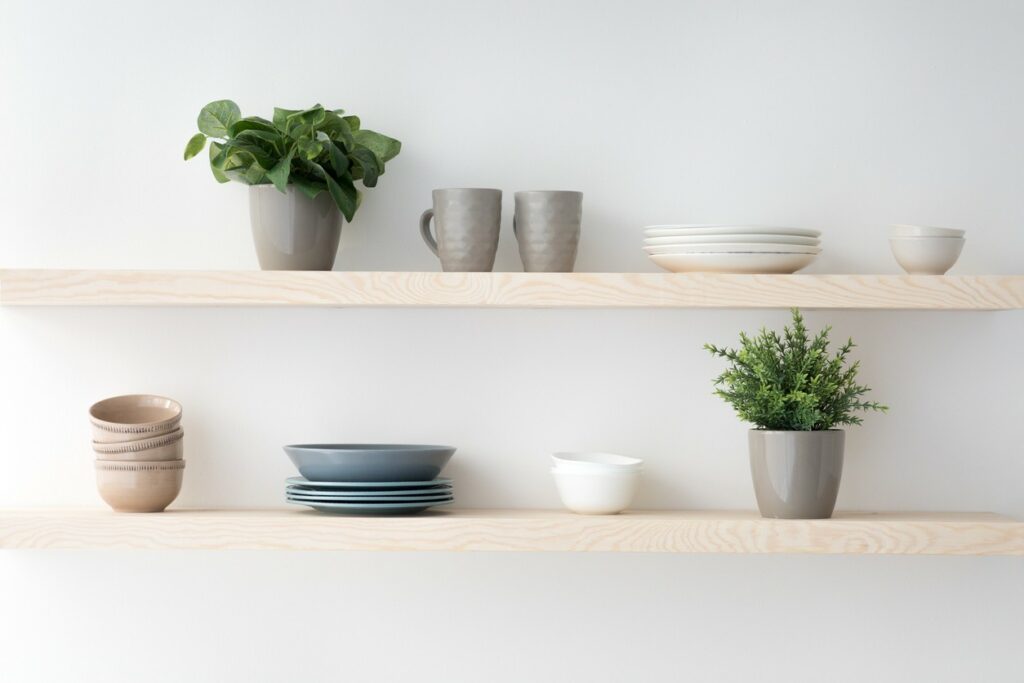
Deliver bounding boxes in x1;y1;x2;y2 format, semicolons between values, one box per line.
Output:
704;309;887;431
184;99;401;222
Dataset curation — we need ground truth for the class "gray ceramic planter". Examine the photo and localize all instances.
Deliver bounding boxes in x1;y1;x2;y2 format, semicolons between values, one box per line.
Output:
249;185;342;270
748;430;845;519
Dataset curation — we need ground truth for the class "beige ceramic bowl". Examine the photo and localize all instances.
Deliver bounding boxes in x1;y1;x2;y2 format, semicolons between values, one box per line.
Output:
95;460;185;512
90;395;182;444
92;428;183;462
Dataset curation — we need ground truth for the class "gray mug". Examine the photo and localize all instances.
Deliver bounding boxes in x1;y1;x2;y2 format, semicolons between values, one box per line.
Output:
420;188;502;272
513;191;583;272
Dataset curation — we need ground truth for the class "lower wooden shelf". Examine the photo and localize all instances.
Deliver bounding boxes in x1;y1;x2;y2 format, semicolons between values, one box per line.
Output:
1;508;1022;555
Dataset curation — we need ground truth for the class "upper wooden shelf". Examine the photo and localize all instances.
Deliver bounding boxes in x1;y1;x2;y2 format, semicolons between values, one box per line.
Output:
1;269;1022;309
2;508;1021;555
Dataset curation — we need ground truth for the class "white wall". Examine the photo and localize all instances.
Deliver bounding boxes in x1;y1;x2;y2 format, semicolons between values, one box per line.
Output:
1;1;1022;680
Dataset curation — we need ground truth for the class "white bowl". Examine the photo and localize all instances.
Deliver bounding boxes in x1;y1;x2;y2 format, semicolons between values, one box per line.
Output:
644;234;819;246
649;252;816;274
551;452;643;473
888;237;965;275
550;468;640;515
888;224;965;238
643;243;821;255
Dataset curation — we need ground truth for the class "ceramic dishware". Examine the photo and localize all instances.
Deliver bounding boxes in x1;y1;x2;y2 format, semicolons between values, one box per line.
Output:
249;185;342;270
283;444;456;482
285;476;454;490
92;428;183;462
420;188;502;272
649;252;816;274
89;395;182;443
643;243;821;255
550;467;640;515
95;460;185;512
889;236;965;275
645;234;819;246
513;191;583;272
888;224;965;238
551;452;643;474
286;499;454;515
644;225;821;238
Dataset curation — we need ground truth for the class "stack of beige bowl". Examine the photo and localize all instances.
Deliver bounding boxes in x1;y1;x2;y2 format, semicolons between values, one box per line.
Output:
90;395;184;513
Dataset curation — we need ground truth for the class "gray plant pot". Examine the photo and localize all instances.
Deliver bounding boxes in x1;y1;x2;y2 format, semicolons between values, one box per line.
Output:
249;185;342;270
748;430;845;519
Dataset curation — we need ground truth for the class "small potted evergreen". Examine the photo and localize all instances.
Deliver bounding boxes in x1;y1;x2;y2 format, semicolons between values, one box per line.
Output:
184;100;401;270
705;309;887;519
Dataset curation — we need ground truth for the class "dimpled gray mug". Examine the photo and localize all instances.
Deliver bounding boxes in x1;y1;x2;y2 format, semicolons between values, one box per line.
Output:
420;188;502;272
513;191;583;272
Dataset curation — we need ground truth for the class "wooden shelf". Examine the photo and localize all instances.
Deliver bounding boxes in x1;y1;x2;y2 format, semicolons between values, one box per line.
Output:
2;509;1021;555
1;269;1023;309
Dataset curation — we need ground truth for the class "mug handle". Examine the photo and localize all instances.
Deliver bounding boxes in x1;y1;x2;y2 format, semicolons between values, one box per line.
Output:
512;215;518;239
419;209;439;256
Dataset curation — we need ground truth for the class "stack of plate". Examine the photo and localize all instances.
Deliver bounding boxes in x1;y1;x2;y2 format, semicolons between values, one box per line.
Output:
282;444;456;515
286;476;454;514
643;225;822;274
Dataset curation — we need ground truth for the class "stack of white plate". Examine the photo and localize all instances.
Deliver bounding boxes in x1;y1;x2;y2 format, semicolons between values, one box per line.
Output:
643;225;822;274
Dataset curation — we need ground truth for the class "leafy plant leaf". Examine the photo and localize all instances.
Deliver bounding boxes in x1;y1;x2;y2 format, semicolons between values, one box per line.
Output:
342;115;360;131
183;133;207;160
327;140;349;176
292;176;326;199
273;107;301;132
352;129;401;163
266;146;295;193
320;112;354;148
208;142;230;183
235;129;285;157
349;146;380;187
229;116;277;136
197;100;241;137
286;105;326;137
296;137;324;160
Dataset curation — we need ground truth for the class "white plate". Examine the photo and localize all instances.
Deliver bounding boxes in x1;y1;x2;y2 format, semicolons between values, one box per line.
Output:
644;234;819;246
644;225;821;238
643;243;821;255
649;252;816;274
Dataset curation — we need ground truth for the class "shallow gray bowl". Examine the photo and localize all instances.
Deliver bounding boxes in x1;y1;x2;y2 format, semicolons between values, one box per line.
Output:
283;444;456;482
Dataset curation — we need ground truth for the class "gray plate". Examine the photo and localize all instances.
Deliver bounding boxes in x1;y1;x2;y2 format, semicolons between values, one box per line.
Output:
284;444;456;483
286;476;453;490
287;493;455;503
286;498;454;515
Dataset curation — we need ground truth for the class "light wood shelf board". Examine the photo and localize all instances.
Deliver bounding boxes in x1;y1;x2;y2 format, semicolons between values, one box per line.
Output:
1;270;1023;309
2;509;1021;555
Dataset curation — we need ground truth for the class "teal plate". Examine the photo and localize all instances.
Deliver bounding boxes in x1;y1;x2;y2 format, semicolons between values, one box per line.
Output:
286;476;452;490
287;493;454;504
286;486;452;499
286;498;454;515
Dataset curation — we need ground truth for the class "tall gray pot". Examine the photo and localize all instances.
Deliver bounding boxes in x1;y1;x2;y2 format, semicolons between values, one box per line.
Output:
249;185;342;270
748;430;845;519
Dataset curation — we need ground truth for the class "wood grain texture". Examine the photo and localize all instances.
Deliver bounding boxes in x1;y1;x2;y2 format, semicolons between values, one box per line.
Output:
1;269;1023;309
2;509;1022;555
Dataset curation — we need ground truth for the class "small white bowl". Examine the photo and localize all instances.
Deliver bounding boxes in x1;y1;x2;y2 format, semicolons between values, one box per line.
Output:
889;236;965;275
551;452;643;474
551;468;640;515
888;224;965;238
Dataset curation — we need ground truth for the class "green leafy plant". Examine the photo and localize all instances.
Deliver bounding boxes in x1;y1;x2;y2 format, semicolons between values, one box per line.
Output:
183;99;401;222
704;309;887;431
